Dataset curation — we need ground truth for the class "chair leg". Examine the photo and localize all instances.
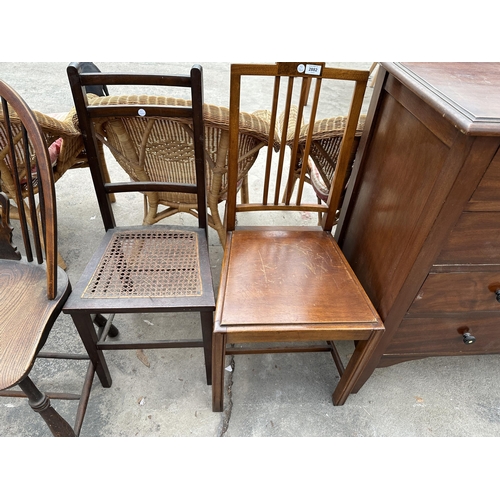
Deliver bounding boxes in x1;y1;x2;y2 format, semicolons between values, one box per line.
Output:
208;197;226;247
200;311;213;386
73;361;96;437
18;376;75;437
211;332;226;412
93;313;120;338
70;312;113;388
331;330;383;406
240;175;249;204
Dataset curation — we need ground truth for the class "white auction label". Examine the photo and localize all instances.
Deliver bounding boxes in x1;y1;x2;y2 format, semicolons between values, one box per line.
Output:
305;64;322;76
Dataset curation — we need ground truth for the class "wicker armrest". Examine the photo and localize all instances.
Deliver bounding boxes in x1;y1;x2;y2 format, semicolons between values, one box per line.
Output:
1;107;86;182
297;114;366;142
85;95;278;149
203;103;277;148
31;109;81;138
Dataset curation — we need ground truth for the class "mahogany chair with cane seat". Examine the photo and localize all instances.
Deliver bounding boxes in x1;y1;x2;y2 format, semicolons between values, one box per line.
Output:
212;62;384;411
80;93;272;246
64;63;215;394
0;79;96;437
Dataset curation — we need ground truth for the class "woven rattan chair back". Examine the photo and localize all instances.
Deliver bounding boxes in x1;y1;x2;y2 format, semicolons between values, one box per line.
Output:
63;64;215;401
82;93;272;245
0;79;96;436
212;63;384;412
291;113;365;206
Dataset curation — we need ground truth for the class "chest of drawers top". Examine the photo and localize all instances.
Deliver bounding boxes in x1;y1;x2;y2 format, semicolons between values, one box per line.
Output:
384;62;500;137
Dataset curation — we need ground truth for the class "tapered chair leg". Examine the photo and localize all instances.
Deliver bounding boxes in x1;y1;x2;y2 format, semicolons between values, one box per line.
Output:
70;312;112;388
200;311;213;385
212;332;226;412
18;376;75;437
332;330;382;406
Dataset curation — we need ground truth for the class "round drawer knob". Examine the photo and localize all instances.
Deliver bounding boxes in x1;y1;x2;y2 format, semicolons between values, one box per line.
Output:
463;331;476;344
495;289;500;303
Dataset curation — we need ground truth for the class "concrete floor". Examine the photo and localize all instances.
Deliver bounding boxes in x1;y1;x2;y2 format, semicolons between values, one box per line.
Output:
1;63;500;444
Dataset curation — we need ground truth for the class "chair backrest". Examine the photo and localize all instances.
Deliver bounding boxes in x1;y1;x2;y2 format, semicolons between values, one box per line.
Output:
0;79;58;298
67;63;207;233
226;62;369;232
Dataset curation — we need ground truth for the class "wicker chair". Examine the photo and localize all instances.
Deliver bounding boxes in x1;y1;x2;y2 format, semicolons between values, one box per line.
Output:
0;108;85;268
0;107;89;193
0;106;114;268
84;94;273;246
282;109;365;221
298;114;366;202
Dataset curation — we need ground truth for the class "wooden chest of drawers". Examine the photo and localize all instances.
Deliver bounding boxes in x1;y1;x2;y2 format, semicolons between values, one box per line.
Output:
336;62;500;392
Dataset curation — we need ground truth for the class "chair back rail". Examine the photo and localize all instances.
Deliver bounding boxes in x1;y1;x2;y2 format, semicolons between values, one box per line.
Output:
0;81;57;298
67;63;207;234
226;63;369;232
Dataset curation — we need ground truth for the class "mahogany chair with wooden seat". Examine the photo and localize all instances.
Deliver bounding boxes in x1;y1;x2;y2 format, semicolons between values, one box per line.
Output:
0;79;95;437
212;62;384;411
64;63;215;394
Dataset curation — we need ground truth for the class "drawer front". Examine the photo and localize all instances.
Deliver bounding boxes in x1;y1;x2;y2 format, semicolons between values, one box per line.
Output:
408;271;500;314
436;212;500;264
386;315;500;355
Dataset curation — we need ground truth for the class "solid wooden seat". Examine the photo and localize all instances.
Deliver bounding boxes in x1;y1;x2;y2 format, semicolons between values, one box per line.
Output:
219;229;379;330
0;80;95;437
64;63;215;395
0;260;70;390
212;63;384;411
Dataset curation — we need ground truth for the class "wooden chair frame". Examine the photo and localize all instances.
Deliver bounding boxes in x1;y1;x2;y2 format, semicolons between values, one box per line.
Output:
63;63;215;398
212;63;384;411
0;80;95;437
